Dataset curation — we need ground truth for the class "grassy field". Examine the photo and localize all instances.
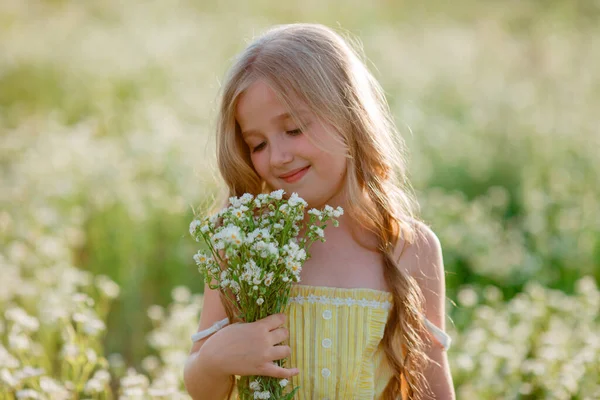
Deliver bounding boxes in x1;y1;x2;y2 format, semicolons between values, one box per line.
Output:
1;0;599;398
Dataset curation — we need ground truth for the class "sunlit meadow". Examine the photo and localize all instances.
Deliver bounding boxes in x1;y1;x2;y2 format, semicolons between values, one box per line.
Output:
1;0;599;398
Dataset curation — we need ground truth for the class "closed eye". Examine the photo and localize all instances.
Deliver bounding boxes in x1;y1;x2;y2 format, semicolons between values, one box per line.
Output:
251;142;266;153
251;129;303;153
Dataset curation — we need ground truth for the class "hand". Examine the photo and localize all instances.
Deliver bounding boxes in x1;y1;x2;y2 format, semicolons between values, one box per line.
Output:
198;313;299;379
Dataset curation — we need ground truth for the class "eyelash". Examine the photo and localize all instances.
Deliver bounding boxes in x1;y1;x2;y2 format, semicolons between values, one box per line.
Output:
251;129;303;153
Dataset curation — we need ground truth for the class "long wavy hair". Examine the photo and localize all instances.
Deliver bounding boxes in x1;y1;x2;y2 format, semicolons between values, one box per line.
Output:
210;23;435;400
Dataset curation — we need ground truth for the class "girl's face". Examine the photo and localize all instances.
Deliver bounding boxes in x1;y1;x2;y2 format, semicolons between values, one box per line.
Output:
235;79;348;209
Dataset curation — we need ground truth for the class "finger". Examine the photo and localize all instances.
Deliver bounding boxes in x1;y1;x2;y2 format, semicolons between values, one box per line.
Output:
260;313;286;330
269;326;289;345
269;344;292;361
261;362;299;379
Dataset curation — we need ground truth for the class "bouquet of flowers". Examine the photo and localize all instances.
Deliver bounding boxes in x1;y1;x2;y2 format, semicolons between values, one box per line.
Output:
189;189;343;400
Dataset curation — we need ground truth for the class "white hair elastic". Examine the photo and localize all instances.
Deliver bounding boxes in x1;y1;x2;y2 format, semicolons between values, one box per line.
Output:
191;317;230;343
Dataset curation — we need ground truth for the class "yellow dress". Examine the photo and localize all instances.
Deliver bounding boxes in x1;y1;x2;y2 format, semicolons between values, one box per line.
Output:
228;284;451;400
282;284;451;400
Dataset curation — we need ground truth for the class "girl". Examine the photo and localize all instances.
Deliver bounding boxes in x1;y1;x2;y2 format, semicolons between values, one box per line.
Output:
184;23;455;400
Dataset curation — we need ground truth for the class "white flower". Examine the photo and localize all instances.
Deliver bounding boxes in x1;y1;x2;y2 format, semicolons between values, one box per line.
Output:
249;380;260;391
84;379;104;395
288;192;307;207
240;193;254;204
18;367;45;379
232;206;249;220
313;227;324;238
308;208;322;217
16;389;40;399
264;272;274;286
95;275;120;299
248;228;270;243
9;332;29;351
230;281;240;293
256;298;264;305
229;196;242;208
82;318;106;336
270;189;284;200
92;370;111;383
86;348;97;363
172;286;191;303
5;307;39;332
189;219;201;236
267;242;278;256
193;251;209;266
1;369;18;387
288;263;302;276
295;248;307;262
279;378;289;387
216;225;244;246
211;239;225;250
332;206;344;218
62;343;80;358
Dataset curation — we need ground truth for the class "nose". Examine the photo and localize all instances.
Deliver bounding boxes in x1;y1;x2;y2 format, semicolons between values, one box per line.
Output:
269;135;294;168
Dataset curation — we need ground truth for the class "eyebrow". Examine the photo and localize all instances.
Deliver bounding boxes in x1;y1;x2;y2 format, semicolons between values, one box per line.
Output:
241;111;310;138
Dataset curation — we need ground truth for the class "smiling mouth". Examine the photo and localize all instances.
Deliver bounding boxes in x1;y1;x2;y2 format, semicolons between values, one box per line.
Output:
280;166;310;182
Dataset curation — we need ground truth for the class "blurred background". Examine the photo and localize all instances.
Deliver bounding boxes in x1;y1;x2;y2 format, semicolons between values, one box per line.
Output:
1;0;599;398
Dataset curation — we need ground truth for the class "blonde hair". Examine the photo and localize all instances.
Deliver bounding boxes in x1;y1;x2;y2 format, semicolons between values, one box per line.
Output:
211;23;435;399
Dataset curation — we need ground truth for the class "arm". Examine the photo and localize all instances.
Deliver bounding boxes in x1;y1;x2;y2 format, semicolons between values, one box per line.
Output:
396;221;456;400
184;283;234;400
184;276;298;399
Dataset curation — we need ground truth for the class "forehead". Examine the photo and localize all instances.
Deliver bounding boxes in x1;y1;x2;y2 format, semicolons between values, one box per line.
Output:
235;80;310;132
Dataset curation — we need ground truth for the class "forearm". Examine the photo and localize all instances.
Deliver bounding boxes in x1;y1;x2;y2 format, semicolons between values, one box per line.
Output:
183;350;234;400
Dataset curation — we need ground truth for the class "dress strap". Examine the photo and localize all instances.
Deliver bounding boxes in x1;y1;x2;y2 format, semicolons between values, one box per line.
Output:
421;315;452;351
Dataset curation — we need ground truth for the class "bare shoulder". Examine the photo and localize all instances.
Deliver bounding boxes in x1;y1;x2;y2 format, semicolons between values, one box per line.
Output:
393;219;447;328
393;219;443;274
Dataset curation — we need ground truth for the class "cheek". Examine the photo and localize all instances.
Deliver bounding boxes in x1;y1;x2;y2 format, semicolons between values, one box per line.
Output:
334;158;347;179
250;153;269;178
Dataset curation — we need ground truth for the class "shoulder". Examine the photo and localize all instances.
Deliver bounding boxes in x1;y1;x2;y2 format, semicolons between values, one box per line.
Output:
393;219;447;328
393;219;443;276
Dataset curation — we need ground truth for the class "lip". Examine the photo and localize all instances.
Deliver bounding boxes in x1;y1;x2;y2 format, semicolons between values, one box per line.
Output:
280;166;310;183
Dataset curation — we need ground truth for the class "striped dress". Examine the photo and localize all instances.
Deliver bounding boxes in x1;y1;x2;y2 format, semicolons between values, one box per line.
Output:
229;284;451;400
283;284;451;400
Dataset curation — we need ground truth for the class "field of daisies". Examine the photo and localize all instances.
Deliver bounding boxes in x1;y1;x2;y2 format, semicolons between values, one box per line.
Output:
1;0;599;399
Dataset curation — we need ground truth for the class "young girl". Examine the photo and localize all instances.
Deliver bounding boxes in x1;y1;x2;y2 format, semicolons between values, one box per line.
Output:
184;23;455;400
